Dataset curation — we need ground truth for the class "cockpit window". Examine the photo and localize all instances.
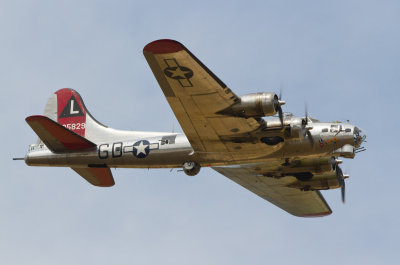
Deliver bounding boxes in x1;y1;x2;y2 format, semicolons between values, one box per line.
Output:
322;128;328;133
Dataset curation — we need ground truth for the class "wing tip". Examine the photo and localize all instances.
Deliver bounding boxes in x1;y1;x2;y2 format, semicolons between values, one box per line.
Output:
297;211;332;218
143;39;185;54
26;115;47;122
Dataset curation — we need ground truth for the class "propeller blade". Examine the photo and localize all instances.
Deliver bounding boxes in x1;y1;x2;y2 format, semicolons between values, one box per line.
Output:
304;102;309;125
274;92;285;128
336;165;343;184
335;165;346;204
278;106;284;128
341;181;346;204
299;102;315;146
300;102;308;134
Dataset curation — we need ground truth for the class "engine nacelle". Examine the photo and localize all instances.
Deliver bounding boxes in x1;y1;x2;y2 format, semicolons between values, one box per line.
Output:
280;157;344;191
182;161;201;176
218;92;278;117
288;118;303;139
287;172;341;191
272;116;306;140
264;116;306;140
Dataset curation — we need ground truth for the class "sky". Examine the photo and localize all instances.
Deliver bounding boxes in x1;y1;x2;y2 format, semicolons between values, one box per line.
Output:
1;0;399;264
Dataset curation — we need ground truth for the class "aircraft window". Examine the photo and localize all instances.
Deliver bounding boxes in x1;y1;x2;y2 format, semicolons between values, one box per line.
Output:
345;128;351;132
161;135;176;145
322;128;328;132
330;125;339;133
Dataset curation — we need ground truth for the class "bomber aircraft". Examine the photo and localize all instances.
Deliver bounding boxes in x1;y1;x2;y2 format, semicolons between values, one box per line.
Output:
18;39;366;217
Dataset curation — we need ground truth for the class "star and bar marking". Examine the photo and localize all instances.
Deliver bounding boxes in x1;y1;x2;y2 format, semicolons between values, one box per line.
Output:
98;140;159;159
163;58;194;87
132;140;150;158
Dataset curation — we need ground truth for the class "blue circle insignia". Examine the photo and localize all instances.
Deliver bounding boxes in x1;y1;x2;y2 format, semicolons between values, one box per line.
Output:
132;140;150;158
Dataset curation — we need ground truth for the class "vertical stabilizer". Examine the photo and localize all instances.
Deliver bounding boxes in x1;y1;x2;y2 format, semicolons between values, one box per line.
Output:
39;88;168;144
42;88;108;143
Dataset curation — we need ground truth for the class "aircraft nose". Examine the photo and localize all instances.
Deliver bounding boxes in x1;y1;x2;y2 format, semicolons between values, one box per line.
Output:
353;126;366;148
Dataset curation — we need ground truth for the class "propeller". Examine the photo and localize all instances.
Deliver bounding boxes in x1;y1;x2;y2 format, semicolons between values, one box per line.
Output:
330;157;348;203
274;90;285;128
301;103;314;146
335;166;346;203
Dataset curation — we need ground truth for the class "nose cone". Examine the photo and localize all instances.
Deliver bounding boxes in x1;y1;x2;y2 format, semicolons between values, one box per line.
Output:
354;127;366;148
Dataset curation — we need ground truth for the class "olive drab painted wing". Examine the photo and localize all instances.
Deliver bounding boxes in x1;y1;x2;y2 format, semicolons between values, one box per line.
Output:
143;40;281;161
213;165;332;217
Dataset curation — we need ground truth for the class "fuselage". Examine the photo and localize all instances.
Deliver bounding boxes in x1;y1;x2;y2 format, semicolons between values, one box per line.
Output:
25;117;363;169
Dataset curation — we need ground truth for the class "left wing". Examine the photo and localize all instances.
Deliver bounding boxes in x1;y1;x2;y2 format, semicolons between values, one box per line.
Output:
213;165;332;217
143;40;282;162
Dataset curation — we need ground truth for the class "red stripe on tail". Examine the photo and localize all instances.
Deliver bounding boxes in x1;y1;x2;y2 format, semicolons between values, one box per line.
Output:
56;88;86;137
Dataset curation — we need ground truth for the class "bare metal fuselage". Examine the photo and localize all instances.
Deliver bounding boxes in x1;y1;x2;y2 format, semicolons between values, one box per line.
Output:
25;119;358;170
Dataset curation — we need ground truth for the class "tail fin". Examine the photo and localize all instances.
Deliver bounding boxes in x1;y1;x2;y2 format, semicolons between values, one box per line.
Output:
28;89;115;187
37;88;162;144
42;88;108;142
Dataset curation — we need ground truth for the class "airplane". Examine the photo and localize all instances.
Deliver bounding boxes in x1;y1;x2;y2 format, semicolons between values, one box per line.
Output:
17;39;366;217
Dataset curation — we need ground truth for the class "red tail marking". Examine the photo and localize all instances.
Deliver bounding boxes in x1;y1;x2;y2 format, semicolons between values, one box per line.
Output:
56;88;86;137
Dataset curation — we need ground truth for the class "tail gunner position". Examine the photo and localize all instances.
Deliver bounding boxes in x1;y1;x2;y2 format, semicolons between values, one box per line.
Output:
18;39;366;217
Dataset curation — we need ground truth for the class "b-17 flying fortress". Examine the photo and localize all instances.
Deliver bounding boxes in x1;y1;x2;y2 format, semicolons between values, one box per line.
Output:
19;39;366;217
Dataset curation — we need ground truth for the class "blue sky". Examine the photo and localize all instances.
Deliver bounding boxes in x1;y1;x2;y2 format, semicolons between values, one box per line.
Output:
1;0;399;264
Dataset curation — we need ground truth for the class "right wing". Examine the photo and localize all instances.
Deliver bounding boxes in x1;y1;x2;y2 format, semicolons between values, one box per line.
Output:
143;40;281;161
213;165;332;217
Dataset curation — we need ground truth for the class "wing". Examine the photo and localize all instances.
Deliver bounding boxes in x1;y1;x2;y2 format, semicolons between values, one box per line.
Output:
71;167;115;187
213;165;332;217
143;40;280;161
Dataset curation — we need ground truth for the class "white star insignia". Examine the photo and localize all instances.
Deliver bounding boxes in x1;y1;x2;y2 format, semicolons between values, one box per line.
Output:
135;141;148;156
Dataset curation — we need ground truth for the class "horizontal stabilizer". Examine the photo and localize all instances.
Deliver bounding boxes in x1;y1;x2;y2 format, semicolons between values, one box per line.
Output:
26;115;96;153
72;167;115;187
